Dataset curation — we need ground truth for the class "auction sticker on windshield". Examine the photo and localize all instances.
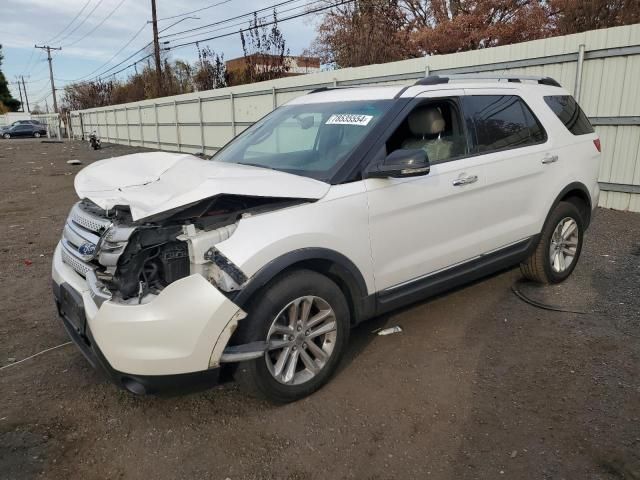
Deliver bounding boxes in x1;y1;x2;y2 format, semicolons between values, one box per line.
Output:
326;114;374;126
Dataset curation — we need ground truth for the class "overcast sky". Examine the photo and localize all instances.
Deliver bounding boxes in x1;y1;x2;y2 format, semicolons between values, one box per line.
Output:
1;0;321;109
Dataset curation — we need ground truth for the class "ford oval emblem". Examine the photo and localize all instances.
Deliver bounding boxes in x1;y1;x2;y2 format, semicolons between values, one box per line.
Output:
78;242;96;257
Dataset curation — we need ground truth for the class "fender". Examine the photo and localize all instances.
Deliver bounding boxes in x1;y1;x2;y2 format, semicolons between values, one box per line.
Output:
543;181;593;229
232;248;374;324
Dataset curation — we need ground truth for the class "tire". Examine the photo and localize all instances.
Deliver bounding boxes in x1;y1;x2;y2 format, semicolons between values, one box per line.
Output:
33;132;41;138
234;269;350;403
520;201;584;284
3;133;10;139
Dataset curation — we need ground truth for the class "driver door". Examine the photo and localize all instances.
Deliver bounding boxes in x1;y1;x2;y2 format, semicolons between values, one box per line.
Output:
365;91;492;295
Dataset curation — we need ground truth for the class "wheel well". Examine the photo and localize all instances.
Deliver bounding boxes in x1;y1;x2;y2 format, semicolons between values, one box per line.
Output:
560;189;592;227
278;259;363;325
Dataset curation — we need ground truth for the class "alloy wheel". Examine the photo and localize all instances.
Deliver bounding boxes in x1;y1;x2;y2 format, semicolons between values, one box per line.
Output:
265;295;337;385
549;217;579;273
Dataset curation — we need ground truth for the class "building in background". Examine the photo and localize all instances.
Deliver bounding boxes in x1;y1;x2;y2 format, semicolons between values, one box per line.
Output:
226;55;320;86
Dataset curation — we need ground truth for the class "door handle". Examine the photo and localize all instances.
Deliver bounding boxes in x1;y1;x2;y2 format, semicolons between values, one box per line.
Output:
452;174;478;186
542;154;559;164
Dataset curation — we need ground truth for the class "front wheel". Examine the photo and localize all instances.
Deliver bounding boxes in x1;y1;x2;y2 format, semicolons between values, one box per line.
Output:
3;133;10;139
234;269;350;403
520;201;584;284
33;132;41;138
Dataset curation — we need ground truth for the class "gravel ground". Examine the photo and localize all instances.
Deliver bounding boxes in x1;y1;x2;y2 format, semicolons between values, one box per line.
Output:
0;139;639;480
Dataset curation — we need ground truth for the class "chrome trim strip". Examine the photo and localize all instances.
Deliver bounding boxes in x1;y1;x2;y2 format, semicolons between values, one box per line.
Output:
61;238;95;263
66;219;101;244
60;241;94;276
63;223;100;249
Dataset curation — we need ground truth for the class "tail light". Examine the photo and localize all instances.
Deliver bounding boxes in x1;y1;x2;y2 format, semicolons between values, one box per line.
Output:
593;138;601;152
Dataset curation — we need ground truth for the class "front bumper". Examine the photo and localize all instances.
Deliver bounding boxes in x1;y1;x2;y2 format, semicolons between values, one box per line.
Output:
53;282;221;394
52;242;247;385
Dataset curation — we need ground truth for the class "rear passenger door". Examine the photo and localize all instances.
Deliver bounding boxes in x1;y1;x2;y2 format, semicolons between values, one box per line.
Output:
460;89;549;249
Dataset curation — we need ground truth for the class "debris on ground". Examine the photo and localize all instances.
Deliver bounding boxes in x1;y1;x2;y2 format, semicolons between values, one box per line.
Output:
66;159;82;165
376;326;403;336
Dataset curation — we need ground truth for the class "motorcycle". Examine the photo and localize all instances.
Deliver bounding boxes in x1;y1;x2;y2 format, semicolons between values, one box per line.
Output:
89;131;101;150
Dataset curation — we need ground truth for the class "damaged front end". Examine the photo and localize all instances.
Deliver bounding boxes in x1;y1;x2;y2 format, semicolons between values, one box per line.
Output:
61;195;307;306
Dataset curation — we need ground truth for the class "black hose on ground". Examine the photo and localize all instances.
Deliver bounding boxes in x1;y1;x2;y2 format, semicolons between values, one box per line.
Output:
511;279;587;315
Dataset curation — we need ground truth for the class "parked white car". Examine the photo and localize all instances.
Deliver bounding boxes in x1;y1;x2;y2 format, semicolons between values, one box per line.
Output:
52;75;601;402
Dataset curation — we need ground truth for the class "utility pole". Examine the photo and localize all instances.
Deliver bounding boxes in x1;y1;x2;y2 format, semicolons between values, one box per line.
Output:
150;0;163;97
21;76;30;112
15;80;24;112
34;45;62;113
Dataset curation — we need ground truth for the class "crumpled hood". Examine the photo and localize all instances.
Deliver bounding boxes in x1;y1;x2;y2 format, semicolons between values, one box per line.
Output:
75;152;330;221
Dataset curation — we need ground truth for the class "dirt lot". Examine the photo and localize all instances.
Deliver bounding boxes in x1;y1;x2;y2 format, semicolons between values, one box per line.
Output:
0;138;638;480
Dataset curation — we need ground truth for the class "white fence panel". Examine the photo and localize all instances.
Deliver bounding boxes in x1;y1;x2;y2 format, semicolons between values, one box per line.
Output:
71;24;640;211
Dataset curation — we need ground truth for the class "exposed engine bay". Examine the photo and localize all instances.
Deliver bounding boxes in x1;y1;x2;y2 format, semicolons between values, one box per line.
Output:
61;195;309;303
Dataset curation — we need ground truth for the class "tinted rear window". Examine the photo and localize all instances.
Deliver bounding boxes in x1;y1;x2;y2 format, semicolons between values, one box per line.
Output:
544;95;594;135
462;95;546;154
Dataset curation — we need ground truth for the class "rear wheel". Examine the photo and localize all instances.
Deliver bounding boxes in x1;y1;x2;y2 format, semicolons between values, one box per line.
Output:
520;201;584;284
235;269;350;403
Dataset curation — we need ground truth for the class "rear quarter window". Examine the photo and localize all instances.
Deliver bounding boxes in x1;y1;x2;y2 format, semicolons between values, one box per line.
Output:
461;95;546;154
544;95;594;135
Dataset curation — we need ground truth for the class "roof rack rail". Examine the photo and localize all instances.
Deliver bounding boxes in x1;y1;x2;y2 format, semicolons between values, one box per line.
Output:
308;87;329;94
414;74;561;88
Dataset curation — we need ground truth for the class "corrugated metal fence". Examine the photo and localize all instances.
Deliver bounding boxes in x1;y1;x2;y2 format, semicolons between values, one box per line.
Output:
70;24;640;212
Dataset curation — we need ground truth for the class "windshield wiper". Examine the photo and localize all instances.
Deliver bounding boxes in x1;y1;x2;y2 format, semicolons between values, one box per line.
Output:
237;162;275;170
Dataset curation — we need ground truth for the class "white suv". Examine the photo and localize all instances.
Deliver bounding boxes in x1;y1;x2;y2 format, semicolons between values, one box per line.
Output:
52;75;601;402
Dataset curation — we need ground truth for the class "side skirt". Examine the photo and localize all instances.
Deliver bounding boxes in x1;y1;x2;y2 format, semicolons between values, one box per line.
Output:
374;236;539;316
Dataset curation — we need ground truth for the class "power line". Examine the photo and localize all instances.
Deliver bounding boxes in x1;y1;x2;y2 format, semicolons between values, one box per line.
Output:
62;0;128;48
18;49;36;77
165;0;322;44
56;0;106;44
45;0;94;44
58;0;348;88
159;0;305;39
60;22;148;82
97;54;154;79
167;0;354;51
59;14;201;85
157;0;234;21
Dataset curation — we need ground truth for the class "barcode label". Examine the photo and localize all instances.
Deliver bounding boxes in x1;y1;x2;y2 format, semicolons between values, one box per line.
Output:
326;114;373;126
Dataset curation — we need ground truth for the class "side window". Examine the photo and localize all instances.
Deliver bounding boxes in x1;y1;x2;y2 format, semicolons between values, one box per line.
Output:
544;95;594;135
462;95;546;154
385;98;468;165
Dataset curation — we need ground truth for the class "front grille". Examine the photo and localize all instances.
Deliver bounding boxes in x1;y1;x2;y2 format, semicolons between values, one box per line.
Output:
68;202;111;233
61;201;113;278
61;242;94;276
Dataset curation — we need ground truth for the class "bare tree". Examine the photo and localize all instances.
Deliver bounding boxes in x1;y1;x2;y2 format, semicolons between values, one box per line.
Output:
193;46;227;91
236;11;291;85
549;0;640;34
313;0;416;68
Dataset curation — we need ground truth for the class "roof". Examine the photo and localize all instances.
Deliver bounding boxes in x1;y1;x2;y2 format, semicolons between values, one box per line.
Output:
290;75;568;105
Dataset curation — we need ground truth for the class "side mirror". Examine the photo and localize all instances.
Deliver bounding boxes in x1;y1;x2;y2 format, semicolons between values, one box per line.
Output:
366;149;430;179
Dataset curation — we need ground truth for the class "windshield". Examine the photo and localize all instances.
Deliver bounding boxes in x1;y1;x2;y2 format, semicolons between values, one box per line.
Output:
213;100;394;182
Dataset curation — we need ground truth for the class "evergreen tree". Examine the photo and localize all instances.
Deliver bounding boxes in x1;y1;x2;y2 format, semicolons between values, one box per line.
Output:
0;45;21;112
